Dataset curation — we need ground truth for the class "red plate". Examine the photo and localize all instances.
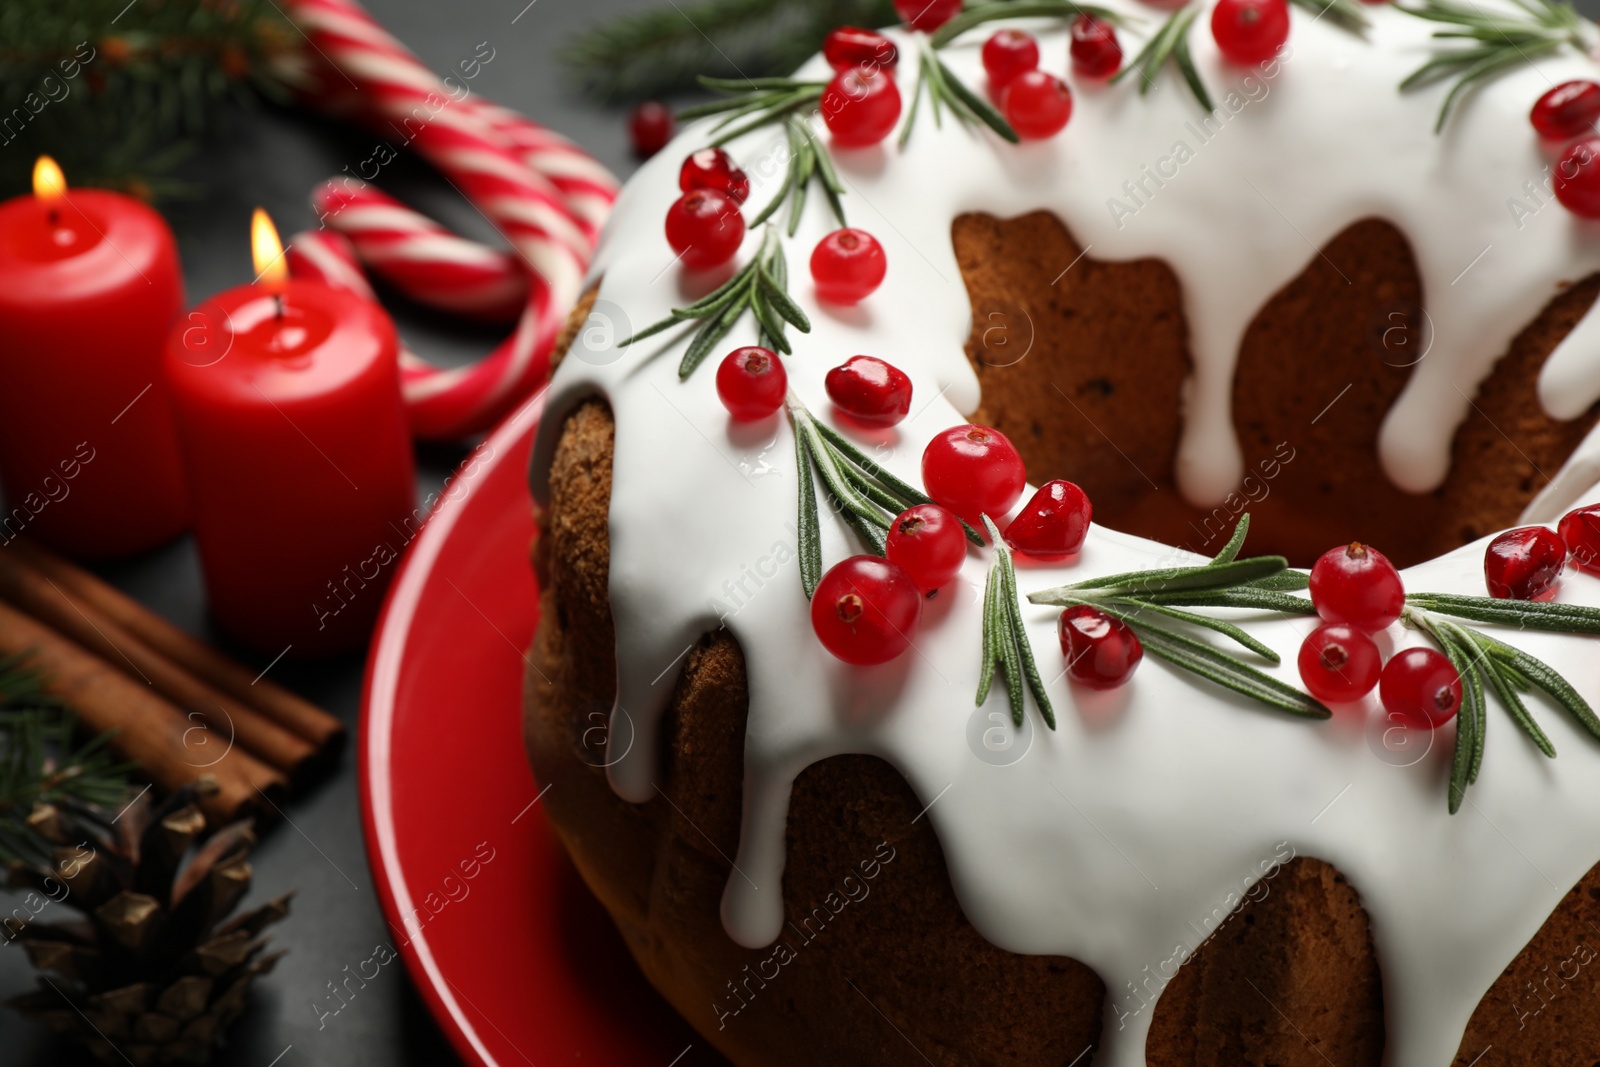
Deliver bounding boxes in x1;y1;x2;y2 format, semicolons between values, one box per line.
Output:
361;390;717;1067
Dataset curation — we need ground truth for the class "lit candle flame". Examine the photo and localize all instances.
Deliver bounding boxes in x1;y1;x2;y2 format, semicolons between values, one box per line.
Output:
251;207;289;295
32;157;66;203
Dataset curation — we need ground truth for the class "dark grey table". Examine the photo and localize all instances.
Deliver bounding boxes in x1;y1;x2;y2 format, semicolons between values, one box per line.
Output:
0;0;656;1062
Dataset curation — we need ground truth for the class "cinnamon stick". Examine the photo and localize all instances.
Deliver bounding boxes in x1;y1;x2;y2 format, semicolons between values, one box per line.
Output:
8;537;345;751
0;550;321;783
0;600;285;825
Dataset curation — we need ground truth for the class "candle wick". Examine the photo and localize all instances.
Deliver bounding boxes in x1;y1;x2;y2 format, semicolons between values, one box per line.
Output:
46;208;58;227
273;294;284;319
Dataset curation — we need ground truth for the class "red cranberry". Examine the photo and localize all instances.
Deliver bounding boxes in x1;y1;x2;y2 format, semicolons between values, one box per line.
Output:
810;228;887;304
1309;542;1405;633
664;189;744;270
824;26;899;71
886;504;966;592
893;0;961;33
1531;81;1600;140
1211;0;1290;65
1071;15;1123;78
679;147;750;204
821;65;903;148
825;355;912;427
1379;647;1462;729
1559;504;1600;574
1484;525;1566;600
1004;480;1091;560
921;424;1027;525
715;346;786;421
628;101;674;157
1059;605;1143;689
1297;623;1381;703
811;556;923;664
1554;137;1600;218
1001;71;1073;140
982;30;1040;90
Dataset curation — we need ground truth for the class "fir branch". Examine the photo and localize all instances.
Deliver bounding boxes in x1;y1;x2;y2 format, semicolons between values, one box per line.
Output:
900;44;1019;146
565;0;898;104
929;0;1131;48
0;653;134;867
622;226;810;376
1397;0;1593;132
977;516;1056;729
750;117;847;235
0;0;293;196
1110;4;1214;113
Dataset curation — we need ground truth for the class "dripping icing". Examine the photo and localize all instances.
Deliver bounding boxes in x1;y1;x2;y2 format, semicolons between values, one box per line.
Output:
530;7;1600;1065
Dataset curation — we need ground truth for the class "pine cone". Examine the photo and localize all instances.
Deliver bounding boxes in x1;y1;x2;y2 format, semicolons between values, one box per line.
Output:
3;779;291;1065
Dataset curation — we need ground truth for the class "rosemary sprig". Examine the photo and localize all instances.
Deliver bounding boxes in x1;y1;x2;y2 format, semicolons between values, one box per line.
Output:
928;0;1130;48
622;226;810;378
789;401;982;598
978;516;1057;729
1398;0;1594;132
750;116;847;236
900;43;1020;146
1028;516;1330;719
1402;597;1600;813
1110;4;1214;113
676;75;828;146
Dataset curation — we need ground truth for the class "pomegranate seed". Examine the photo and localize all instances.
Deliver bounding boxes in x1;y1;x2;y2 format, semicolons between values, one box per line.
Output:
1554;137;1600;218
1211;0;1290;65
821;65;903;148
893;0;961;32
824;26;899;71
811;556;923;664
810;228;888;304
1001;71;1073;140
1071;15;1123;78
1380;647;1462;729
1558;504;1600;574
825;355;912;427
1058;605;1143;689
982;30;1040;90
628;101;674;157
1531;80;1600;139
1004;480;1092;560
1484;525;1566;600
1297;623;1381;703
886;504;967;592
679;147;750;204
921;424;1027;525
1309;542;1405;633
715;346;786;421
664;189;744;270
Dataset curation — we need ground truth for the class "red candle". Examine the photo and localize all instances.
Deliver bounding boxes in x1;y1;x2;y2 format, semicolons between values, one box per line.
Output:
164;209;415;657
0;157;188;558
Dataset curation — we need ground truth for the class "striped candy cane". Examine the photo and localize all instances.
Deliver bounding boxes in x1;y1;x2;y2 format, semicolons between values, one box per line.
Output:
284;0;617;440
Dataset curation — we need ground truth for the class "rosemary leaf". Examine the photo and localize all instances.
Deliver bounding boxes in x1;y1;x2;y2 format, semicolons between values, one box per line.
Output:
1002;546;1057;729
749;283;791;354
758;268;812;331
679;298;743;378
809;421;986;544
1102;596;1281;663
1479;633;1600;744
937;56;1021;142
1288;0;1372;33
1462;629;1554;757
1034;555;1289;600
977;563;1001;706
1148;588;1318;614
1169;10;1216;112
930;0;1130;47
1208;514;1251;565
1404;593;1600;635
796;425;822;599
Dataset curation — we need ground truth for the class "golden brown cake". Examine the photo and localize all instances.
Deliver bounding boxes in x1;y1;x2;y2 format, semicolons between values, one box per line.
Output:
525;9;1600;1064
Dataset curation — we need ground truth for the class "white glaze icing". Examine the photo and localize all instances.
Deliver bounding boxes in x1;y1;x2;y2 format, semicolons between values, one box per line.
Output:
532;7;1600;1063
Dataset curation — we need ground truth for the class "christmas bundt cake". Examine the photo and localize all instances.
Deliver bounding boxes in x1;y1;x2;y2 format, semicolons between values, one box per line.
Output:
525;2;1600;1063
